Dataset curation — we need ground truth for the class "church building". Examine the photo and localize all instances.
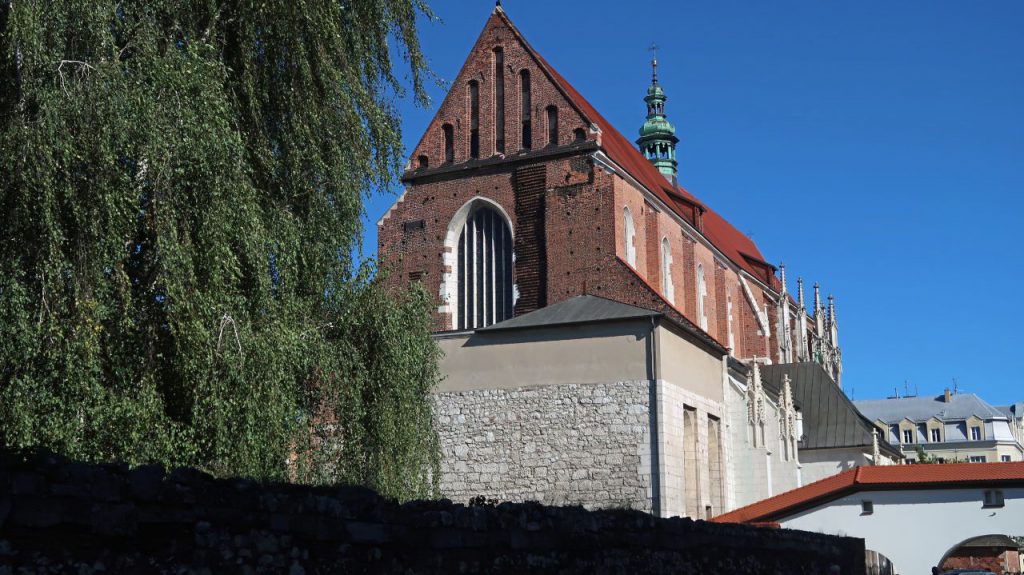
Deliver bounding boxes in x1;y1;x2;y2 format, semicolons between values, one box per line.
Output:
378;5;873;517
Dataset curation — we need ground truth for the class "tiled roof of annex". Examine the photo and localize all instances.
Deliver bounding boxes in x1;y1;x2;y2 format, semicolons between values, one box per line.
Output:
713;461;1024;524
494;8;775;283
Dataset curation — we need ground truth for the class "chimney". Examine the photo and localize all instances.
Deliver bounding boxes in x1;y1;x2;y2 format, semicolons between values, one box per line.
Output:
944;388;952;403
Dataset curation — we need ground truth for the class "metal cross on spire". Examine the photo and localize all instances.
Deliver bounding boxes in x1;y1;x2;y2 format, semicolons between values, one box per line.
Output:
649;43;659;84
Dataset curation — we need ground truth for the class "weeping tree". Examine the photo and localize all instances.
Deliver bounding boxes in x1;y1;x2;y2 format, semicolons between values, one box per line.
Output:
0;0;440;500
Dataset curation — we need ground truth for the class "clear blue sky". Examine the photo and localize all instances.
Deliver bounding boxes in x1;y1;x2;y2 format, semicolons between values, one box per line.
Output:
364;1;1024;405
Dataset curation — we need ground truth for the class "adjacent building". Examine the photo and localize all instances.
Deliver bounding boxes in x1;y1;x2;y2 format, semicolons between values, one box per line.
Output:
713;462;1024;575
855;391;1024;464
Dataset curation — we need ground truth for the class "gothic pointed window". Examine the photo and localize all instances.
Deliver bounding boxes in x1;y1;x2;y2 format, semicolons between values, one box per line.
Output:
468;80;480;159
520;70;532;150
661;237;674;304
456;203;513;330
493;48;505;154
546;105;558;146
623;206;636;267
697;264;708;331
442;123;454;164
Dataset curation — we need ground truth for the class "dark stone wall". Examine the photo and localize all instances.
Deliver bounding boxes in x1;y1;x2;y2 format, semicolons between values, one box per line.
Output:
0;449;865;574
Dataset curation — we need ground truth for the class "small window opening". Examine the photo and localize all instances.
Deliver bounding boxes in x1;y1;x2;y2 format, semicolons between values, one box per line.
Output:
546;105;558;146
861;500;873;515
469;81;480;159
573;128;586;142
493;48;505;154
417;155;429;169
983;489;1004;508
443;124;454;163
520;70;532;150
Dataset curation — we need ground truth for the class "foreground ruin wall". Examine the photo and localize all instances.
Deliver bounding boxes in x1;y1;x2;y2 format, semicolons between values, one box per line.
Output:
0;449;865;574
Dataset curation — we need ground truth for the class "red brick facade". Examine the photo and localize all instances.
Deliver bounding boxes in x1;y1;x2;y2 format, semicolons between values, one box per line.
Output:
378;8;840;370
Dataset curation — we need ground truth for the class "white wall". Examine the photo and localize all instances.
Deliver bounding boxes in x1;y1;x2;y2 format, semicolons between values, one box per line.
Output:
780;487;1024;574
798;448;871;485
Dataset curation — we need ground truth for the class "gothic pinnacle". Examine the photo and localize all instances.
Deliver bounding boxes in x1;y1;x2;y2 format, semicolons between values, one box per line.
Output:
779;263;787;295
813;282;822;312
797;277;805;308
828;294;837;325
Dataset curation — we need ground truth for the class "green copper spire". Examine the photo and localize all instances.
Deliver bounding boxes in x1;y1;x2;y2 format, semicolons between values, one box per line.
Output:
636;46;679;182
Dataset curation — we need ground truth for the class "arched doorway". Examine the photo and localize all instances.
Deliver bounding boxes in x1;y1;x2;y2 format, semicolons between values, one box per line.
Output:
937;534;1022;574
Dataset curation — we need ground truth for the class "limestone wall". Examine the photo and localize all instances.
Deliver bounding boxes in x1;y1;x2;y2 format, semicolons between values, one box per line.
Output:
0;448;866;574
434;381;653;512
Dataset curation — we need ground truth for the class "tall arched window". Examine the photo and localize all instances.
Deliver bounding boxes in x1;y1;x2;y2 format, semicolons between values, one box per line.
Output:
493;47;505;154
520;70;532;150
456;203;513;329
546;105;558;146
696;264;708;331
623;206;636;267
468;80;480;159
661;237;674;304
442;123;454;164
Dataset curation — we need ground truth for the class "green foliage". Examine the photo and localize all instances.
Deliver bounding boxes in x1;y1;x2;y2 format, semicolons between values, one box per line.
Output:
0;0;440;500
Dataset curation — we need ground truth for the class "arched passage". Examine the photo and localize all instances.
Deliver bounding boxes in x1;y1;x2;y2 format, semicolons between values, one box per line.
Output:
937;534;1022;574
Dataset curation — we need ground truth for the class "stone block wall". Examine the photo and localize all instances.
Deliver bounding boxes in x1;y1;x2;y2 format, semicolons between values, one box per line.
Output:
0;448;866;574
434;381;653;511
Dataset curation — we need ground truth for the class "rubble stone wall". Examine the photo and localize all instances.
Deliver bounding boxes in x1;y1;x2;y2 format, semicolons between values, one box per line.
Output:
0;449;865;574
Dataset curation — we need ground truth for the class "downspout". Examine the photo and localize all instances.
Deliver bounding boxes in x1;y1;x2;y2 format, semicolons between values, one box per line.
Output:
648;316;664;517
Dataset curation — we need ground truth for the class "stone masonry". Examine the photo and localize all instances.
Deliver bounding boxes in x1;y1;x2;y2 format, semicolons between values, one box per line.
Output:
434;381;653;511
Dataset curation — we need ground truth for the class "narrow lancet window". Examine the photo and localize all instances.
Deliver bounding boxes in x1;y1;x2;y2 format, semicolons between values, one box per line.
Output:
661;237;674;304
443;124;454;164
520;70;532;150
469;81;480;159
697;264;708;330
494;48;505;154
546;105;558;146
623;206;636;267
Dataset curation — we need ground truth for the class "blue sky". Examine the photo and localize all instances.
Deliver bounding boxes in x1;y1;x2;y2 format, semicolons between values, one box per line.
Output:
364;1;1024;404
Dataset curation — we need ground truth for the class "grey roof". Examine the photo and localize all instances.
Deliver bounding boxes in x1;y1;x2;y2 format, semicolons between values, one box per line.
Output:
996;402;1024;420
854;393;1008;425
477;294;660;332
760;363;901;457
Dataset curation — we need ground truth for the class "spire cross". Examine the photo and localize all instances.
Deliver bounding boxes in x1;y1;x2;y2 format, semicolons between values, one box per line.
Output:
648;43;659;83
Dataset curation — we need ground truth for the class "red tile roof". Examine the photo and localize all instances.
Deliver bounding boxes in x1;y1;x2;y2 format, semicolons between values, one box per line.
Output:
495;9;773;283
713;462;1024;524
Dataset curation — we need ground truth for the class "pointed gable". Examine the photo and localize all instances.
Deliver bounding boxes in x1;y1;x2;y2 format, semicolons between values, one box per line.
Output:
404;6;781;290
405;8;593;172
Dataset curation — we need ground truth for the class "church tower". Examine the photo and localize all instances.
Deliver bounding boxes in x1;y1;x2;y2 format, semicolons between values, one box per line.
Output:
636;52;679;183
